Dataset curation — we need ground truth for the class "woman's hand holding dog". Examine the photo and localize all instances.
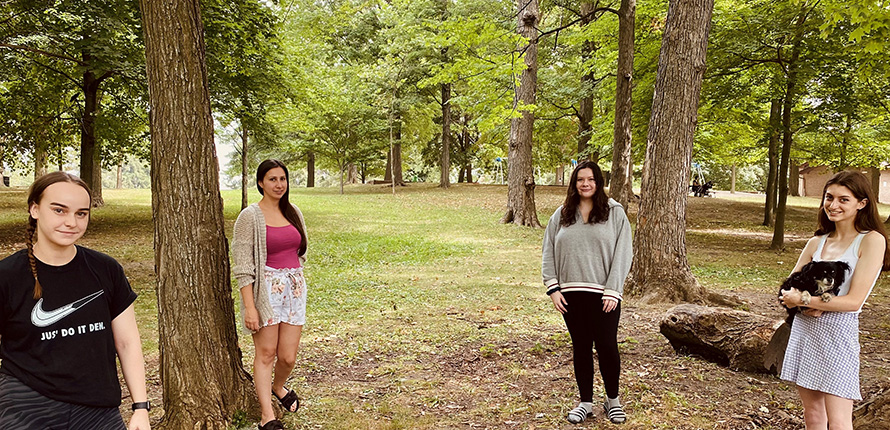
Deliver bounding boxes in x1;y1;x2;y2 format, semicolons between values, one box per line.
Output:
780;288;823;317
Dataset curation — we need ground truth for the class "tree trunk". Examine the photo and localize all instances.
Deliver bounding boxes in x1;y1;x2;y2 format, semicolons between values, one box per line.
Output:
660;304;784;374
307;151;315;188
80;67;104;207
240;123;249;211
384;120;404;185
789;159;800;196
763;99;780;226
730;163;736;193
116;163;123;189
466;162;473;183
869;167;880;204
34;139;48;179
854;390;890;429
500;0;541;228
609;0;635;211
140;0;256;427
346;163;358;184
770;8;807;250
624;0;714;303
555;165;564;186
440;82;451;188
576;2;596;160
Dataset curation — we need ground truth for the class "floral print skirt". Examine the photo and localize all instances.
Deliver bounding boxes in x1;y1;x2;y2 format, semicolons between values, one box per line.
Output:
262;266;307;327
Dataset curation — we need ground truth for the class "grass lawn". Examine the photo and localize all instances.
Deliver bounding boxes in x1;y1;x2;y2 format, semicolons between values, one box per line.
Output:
0;184;887;429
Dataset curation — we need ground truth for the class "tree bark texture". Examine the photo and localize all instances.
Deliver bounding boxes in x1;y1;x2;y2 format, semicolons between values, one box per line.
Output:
660;304;784;374
140;0;256;427
384;121;404;185
500;0;541;228
307;151;315;188
80;67;104;207
241;123;248;211
789;159;800;196
763;99;780;226
624;0;714;303
609;0;636;211
440;82;451;188
576;2;596;160
855;390;890;429
34;139;48;179
730;163;737;193
116;163;123;189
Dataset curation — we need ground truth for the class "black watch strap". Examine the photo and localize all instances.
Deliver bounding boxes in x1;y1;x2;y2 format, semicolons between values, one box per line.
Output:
132;401;151;411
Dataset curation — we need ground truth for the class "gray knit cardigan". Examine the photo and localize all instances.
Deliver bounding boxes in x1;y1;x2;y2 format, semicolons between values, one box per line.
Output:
232;203;307;332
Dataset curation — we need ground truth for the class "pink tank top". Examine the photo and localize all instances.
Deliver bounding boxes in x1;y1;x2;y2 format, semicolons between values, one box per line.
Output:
265;224;302;269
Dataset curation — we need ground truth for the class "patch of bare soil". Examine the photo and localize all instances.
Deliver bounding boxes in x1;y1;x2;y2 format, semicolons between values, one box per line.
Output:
289;291;890;429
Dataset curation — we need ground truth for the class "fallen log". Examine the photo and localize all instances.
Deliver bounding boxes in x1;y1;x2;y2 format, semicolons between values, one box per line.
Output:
660;304;786;374
854;388;890;429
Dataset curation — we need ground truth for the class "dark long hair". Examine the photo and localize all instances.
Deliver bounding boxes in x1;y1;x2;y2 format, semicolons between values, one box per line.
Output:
815;170;889;271
256;159;308;256
560;160;610;227
27;172;92;299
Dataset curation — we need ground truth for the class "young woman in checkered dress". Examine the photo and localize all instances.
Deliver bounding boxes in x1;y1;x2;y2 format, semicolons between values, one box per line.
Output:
779;171;889;429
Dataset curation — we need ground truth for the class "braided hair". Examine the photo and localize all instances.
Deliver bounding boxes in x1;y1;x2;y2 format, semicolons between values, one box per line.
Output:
26;172;92;299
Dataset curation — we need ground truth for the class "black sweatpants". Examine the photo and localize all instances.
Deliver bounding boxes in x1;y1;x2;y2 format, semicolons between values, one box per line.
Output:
561;291;621;402
0;373;126;430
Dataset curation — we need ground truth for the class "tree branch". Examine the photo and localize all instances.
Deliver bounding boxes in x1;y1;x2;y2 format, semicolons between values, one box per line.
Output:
0;43;87;66
534;7;618;42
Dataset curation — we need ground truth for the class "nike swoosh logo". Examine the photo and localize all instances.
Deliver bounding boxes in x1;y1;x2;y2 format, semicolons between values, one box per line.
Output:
31;291;104;327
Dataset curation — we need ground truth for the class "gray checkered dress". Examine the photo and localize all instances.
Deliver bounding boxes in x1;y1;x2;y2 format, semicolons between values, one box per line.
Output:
780;233;878;400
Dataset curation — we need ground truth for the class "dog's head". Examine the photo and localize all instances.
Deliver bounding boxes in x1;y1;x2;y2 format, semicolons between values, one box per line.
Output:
801;260;851;294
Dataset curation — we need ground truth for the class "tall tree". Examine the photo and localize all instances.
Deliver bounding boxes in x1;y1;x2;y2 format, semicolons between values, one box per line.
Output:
763;99;781;226
625;0;715;302
609;0;636;209
501;0;541;227
140;0;255;427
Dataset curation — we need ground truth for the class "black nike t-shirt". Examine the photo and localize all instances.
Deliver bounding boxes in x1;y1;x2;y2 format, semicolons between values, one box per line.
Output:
0;246;137;407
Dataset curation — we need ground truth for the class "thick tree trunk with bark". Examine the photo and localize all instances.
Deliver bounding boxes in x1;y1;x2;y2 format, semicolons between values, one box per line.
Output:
240;123;249;210
763;99;780;226
140;0;256;428
346;163;358;184
624;0;714;303
116;163;123;189
384;121;404;185
789;159;800;196
501;0;541;227
609;0;635;211
660;304;784;374
730;164;737;193
577;2;596;160
80;67;104;207
307;151;315;188
440;83;451;188
34;139;48;179
855;391;890;428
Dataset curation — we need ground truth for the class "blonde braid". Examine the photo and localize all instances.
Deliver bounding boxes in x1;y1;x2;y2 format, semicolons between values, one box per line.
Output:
26;217;42;299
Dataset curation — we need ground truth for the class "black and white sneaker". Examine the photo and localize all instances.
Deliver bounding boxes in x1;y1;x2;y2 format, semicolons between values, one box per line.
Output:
567;403;593;424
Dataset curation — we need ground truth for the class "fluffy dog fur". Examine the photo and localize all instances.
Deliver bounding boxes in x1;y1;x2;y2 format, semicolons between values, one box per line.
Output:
779;260;850;326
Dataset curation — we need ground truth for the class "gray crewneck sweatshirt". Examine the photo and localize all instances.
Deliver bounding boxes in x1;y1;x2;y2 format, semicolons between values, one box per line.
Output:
541;199;633;301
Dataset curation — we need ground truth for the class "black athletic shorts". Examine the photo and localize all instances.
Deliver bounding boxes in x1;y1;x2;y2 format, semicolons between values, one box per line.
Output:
0;373;126;430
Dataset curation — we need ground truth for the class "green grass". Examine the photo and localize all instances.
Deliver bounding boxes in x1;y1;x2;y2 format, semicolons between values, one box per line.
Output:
0;183;887;429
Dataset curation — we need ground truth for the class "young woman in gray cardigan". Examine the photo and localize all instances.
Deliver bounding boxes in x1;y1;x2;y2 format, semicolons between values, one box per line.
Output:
233;160;308;430
542;161;633;425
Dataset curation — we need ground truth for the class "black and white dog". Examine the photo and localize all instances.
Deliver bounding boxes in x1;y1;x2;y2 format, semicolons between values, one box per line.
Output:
779;260;850;326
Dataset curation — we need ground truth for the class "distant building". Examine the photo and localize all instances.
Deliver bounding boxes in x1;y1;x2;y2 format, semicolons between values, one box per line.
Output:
798;164;889;204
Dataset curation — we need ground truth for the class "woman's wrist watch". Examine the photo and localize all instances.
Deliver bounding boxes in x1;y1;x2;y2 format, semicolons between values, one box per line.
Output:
132;401;151;412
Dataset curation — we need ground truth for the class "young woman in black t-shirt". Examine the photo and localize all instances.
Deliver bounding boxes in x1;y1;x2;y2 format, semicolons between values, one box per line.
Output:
0;172;150;430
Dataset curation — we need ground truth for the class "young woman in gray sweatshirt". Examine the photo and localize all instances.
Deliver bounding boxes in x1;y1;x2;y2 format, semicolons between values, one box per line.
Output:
542;160;633;425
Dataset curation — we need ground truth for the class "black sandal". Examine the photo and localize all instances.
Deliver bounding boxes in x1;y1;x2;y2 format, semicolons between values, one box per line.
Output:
258;419;285;430
273;388;300;413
